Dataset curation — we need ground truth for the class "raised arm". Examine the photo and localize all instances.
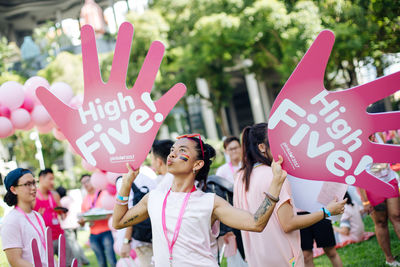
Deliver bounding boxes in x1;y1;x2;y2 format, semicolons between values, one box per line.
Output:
277;197;346;233
213;156;287;232
113;164;150;229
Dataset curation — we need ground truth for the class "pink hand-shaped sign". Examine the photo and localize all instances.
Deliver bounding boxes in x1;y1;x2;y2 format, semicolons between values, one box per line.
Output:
268;30;400;198
32;227;78;267
36;23;186;172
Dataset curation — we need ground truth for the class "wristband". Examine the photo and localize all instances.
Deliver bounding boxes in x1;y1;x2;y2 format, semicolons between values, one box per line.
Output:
264;192;279;203
321;207;331;218
123;238;132;244
362;201;370;205
115;199;128;205
117;194;129;201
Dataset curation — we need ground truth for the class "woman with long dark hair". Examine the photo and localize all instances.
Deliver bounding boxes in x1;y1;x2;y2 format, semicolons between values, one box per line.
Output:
113;134;287;266
1;168;47;266
234;123;346;267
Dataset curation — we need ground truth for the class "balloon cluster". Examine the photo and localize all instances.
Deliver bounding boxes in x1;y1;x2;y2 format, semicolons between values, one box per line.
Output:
82;159;121;208
0;76;82;139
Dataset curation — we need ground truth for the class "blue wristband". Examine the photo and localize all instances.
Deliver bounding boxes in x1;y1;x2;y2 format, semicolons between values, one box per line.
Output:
117;194;129;201
322;207;331;218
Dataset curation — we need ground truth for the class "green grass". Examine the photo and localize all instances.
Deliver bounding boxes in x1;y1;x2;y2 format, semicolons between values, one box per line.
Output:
1;216;398;266
314;216;399;267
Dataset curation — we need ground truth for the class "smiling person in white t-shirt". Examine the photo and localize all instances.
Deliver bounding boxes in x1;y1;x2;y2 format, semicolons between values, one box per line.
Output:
1;168;47;267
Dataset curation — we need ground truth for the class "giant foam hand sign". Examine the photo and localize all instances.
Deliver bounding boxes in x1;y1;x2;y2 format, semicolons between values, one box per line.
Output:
268;30;399;198
36;23;186;172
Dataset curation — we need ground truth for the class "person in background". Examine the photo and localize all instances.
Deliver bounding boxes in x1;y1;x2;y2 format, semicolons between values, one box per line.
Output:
79;174;117;267
56;186;90;266
234;123;346;267
333;192;365;243
359;162;400;267
216;136;242;184
1;168;47;266
34;168;74;266
151;139;174;188
116;169;157;267
215;136;247;266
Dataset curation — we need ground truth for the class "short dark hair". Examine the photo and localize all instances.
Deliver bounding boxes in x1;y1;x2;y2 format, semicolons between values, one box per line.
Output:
38;168;53;177
151;139;174;164
56;186;67;198
223;136;240;149
80;173;91;182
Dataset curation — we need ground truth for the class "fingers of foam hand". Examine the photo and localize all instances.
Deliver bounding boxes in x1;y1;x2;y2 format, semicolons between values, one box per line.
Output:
31;239;42;267
368;142;400;164
155;83;187;115
367;112;400;133
81;24;102;88
109;22;134;84
132;41;165;94
284;30;335;88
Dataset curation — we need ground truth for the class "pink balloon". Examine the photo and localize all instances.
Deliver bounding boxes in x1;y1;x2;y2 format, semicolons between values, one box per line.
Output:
50;82;74;104
10;108;31;129
53;128;66;140
106;183;117;195
82;159;97;172
130;249;137;259
0;106;11;118
0;117;14;138
23;120;35;130
0;81;25;110
69;94;83;109
21;97;34;112
100;191;115;210
106;172;122;184
90;171;108;190
24;76;50;104
31;105;51;126
36;121;53;133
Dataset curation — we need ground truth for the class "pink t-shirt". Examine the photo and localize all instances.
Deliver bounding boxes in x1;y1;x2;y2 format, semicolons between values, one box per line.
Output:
234;165;304;267
216;163;240;184
1;208;47;267
338;203;364;243
34;191;64;241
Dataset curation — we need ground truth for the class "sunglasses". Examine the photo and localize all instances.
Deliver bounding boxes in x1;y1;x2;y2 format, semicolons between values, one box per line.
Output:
176;133;204;159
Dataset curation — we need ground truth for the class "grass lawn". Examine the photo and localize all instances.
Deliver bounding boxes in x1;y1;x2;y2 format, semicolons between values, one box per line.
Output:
0;216;398;266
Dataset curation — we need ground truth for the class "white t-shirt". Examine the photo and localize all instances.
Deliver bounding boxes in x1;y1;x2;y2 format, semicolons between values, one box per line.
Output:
155;172;174;191
148;187;218;267
115;173;157;248
1;208;47;267
215;162;241;184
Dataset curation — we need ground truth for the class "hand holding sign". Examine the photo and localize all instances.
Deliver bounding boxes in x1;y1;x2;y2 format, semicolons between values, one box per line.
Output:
36;23;186;172
268;30;400;198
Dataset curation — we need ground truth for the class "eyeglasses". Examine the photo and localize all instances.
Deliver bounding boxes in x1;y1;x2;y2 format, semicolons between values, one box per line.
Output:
15;180;38;188
226;146;241;152
176;133;204;159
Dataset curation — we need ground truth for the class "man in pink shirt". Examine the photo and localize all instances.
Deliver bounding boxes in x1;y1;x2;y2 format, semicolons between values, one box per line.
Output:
34;168;74;266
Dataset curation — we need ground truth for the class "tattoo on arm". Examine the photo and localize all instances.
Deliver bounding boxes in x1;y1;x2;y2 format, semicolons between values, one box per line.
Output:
123;215;139;225
254;197;273;221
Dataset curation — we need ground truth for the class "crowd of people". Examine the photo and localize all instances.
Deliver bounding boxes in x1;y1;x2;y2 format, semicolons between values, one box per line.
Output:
1;124;400;267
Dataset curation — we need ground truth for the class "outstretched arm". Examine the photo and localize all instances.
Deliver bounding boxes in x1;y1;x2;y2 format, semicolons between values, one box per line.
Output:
113;164;150;229
212;156;287;232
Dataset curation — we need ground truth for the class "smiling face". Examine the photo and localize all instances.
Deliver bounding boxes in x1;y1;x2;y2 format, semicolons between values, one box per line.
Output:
167;138;204;177
10;173;37;205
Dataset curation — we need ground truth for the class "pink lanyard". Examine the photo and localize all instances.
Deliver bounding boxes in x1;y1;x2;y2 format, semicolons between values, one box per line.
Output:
15;206;46;249
90;190;100;209
228;162;235;175
162;186;196;265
